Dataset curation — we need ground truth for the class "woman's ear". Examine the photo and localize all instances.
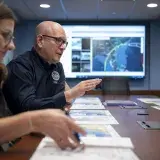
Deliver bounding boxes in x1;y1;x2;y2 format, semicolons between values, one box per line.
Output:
0;81;4;88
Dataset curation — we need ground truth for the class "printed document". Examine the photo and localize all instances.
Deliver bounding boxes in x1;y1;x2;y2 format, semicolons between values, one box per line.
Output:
30;137;140;160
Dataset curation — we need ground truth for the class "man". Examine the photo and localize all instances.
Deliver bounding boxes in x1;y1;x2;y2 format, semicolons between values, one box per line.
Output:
0;2;85;151
3;21;101;114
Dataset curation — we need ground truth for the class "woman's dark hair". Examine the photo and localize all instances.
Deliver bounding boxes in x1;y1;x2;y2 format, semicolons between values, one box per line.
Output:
0;2;16;84
0;2;17;21
0;63;8;82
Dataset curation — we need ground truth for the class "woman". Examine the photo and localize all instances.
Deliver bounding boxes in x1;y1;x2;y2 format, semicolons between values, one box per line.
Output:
0;2;85;151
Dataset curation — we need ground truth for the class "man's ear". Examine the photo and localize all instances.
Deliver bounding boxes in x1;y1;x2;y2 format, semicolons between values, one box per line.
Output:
36;35;43;48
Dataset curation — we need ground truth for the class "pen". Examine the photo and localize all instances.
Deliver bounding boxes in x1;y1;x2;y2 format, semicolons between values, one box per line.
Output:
137;113;149;115
142;121;150;128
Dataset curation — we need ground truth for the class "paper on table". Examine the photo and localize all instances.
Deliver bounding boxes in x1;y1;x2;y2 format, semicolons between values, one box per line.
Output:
103;100;137;106
30;137;139;160
70;110;111;116
72;115;119;125
79;124;120;137
74;97;102;105
71;104;105;110
81;137;134;148
151;106;160;110
137;98;160;104
151;102;160;106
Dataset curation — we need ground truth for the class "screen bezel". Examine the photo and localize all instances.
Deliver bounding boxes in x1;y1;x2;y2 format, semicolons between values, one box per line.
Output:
59;21;149;79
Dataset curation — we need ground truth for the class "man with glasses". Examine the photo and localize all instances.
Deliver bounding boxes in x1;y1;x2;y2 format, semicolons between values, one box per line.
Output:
3;21;101;114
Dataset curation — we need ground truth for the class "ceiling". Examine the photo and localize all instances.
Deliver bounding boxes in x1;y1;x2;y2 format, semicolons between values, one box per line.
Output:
3;0;160;21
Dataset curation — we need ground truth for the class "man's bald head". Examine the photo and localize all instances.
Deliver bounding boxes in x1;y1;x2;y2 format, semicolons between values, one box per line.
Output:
34;21;67;63
36;21;65;36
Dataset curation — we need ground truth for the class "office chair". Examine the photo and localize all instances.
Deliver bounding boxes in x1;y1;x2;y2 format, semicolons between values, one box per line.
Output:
101;77;130;95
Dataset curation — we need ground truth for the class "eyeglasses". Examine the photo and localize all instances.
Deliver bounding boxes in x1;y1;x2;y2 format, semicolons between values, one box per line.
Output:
5;35;15;47
0;31;15;47
42;35;68;48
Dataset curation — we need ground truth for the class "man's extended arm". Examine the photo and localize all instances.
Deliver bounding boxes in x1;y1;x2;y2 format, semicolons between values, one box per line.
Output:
3;61;101;113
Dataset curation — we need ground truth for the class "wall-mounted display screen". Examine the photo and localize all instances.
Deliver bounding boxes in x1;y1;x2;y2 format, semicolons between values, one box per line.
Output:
61;25;145;78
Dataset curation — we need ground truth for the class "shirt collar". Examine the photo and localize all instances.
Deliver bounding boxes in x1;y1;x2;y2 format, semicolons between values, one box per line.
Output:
31;47;57;70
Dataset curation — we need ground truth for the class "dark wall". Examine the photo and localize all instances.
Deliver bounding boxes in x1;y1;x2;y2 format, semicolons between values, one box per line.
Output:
13;21;160;90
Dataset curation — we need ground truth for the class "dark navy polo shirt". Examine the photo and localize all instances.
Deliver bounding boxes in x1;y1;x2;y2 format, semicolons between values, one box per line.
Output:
3;48;66;114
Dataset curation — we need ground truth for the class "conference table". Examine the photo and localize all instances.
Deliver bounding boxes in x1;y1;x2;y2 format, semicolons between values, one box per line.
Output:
1;95;160;160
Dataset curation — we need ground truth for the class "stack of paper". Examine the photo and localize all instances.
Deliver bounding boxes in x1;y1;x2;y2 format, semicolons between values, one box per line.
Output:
71;97;118;125
103;100;137;106
70;110;112;116
151;106;160;110
151;102;160;106
72;97;104;110
71;104;105;110
30;137;140;160
30;97;140;160
137;98;160;110
137;98;160;104
79;124;120;137
71;114;118;125
74;97;102;105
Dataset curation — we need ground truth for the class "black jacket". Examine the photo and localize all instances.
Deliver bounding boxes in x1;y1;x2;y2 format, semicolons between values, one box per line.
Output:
3;48;66;114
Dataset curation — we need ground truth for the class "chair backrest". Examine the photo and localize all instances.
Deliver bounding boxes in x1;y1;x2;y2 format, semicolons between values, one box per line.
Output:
101;77;130;95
